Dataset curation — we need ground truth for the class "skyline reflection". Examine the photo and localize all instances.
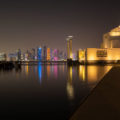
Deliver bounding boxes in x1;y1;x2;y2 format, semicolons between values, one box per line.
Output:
38;62;42;84
77;65;112;88
47;65;50;78
0;63;113;119
21;63;112;100
25;62;29;75
79;66;85;81
23;64;112;88
67;66;74;100
54;65;58;78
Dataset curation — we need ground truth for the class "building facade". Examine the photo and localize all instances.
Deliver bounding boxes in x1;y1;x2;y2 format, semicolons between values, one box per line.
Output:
43;46;47;61
86;48;120;63
67;36;73;60
102;26;120;48
78;26;120;64
0;53;7;61
47;48;51;61
37;47;42;61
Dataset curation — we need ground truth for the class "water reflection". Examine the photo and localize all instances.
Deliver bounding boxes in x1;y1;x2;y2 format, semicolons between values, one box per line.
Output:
17;64;112;99
67;66;74;100
25;62;29;75
23;64;112;89
0;63;113;119
62;65;64;73
67;65;112;99
54;65;58;78
38;62;42;84
79;66;85;81
87;66;97;82
77;65;112;88
86;65;112;88
47;65;50;77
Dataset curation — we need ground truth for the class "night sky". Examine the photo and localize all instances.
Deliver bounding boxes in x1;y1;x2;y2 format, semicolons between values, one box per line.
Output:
0;0;120;53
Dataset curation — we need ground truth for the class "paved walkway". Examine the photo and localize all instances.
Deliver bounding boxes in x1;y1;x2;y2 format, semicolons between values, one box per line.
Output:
70;67;120;120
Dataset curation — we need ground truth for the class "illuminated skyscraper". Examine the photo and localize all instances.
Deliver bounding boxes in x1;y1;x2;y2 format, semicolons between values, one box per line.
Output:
26;50;32;61
67;66;74;100
67;36;73;60
8;53;18;61
43;46;47;61
47;48;51;61
23;53;29;61
17;49;21;61
0;53;7;61
37;47;42;61
64;52;67;60
31;48;36;60
53;49;58;61
59;51;63;60
50;48;53;61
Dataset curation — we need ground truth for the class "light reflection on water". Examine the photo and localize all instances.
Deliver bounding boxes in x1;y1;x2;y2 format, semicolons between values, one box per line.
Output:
38;62;42;84
25;62;29;75
54;65;58;78
23;64;112;101
0;64;112;119
25;64;112;100
79;66;85;81
66;65;112;101
79;65;112;88
67;66;74;100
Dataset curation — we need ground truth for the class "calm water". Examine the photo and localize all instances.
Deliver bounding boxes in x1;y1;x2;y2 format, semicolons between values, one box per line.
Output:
0;64;112;119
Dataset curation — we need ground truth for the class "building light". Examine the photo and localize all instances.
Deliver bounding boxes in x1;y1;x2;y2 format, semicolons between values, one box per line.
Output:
38;63;42;84
67;36;73;60
47;48;51;61
110;32;120;36
108;56;112;60
89;56;95;60
79;66;85;81
78;50;85;61
37;47;42;61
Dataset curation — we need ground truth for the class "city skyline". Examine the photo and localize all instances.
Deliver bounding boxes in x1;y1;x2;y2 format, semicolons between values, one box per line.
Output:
1;25;120;62
0;0;120;53
0;1;120;119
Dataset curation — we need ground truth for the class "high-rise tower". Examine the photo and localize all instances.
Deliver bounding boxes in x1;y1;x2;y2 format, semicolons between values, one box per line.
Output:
17;49;21;61
43;46;47;61
37;47;42;61
47;48;51;61
67;36;73;60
